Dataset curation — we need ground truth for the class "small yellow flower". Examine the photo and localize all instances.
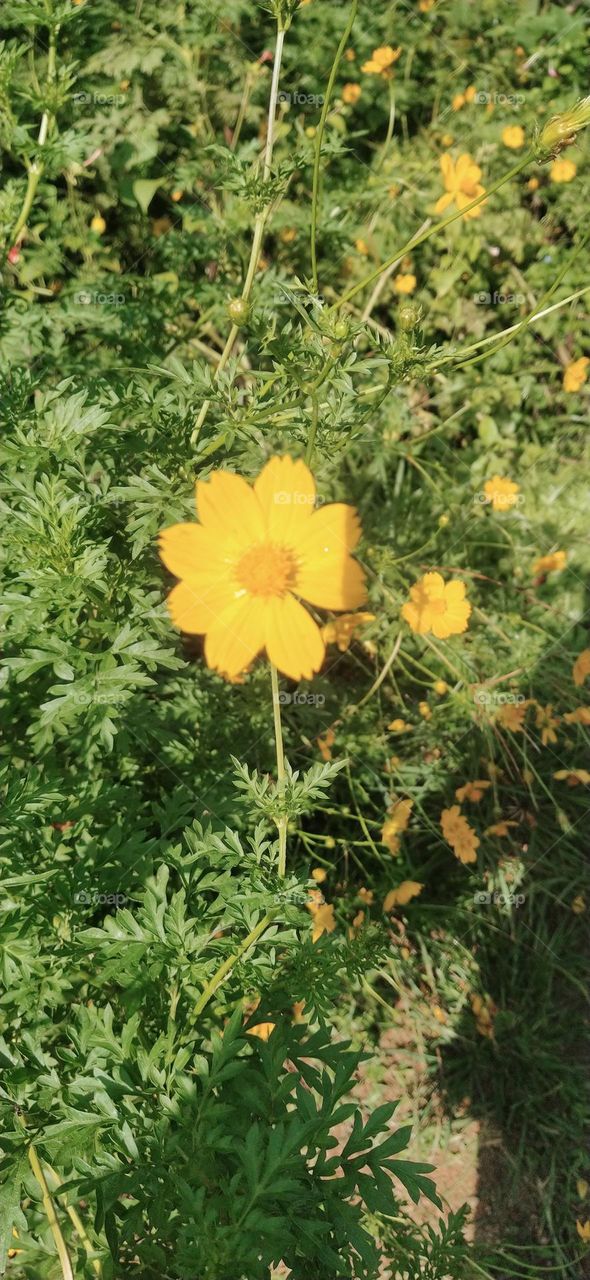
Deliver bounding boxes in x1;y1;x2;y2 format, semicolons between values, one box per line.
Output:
440;806;479;864
383;880;423;910
358;886;374;904
502;125;525;149
528;176;540;190
317;727;335;762
171;189;183;202
393;272;417;294
362;45;402;75
564;707;590;726
280;226;297;243
418;701;431;719
455;780;491;804
535;703;559;746
452;92;465;112
418;0;435;10
573;650;590;687
322;611;375;652
550;157;577;183
434;679;448;695
247;1019;276;1040
471;992;497;1039
483;475;520;511
496;702;527;732
342;82;362;105
311;867;327;883
159;456;367;682
355;237;370;255
345;48;356;62
435;153;486;220
381;798;413;853
433;1005;447;1023
533;549;567;576
441;132;454;146
485;820;518;837
572;897;587;916
554;769;590;786
464;86;476;104
388;717;411;733
402;572;471;639
307;896;336;942
563;357;589;392
90;213;106;234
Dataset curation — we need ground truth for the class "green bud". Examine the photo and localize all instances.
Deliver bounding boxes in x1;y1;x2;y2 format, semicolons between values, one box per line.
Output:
398;303;422;331
226;297;251;327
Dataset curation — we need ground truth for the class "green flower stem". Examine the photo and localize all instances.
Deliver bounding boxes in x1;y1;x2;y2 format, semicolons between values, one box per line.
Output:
44;1166;102;1278
436;284;590;370
193;23;286;443
304;391;319;465
10;26;57;245
270;661;288;877
329;150;534;313
192;912;277;1020
310;0;358;292
25;1143;74;1280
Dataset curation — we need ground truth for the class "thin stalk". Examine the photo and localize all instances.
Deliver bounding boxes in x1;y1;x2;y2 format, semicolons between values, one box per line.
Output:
193;25;286;443
330;151;533;312
44;1166;102;1278
304;392;319;465
10;26;57;244
310;0;359;291
192;912;276;1020
270;662;288;877
26;1145;74;1280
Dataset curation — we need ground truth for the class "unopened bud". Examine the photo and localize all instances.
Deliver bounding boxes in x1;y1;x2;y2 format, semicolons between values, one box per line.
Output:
226;297;251;327
537;96;590;157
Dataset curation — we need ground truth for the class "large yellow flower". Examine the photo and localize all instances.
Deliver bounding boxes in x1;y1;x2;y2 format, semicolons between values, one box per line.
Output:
159;456;367;682
435;152;486;220
402;572;471;639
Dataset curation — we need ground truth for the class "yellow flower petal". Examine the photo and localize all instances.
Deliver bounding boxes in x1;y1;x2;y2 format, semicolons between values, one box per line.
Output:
204;595;266;677
159;523;222;580
254;454;316;539
264;594;325;681
196;471;264;544
167;577;236;635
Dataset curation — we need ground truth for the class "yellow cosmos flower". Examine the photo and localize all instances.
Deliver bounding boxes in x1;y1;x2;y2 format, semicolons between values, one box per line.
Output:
550;157;576;182
485;820;518;836
308;899;336;942
554;769;590;786
455;780;491;803
358;886;374;904
496;702;527;732
483;475;520;511
533;549;567;576
381;798;413;854
440;805;479;863
528;176;540;190
573;649;590;686
502;125;525;149
535;703;559;745
435;153;486;220
342;82;362;105
402;572;471;639
317;726;335;761
159;456;367;682
90;213;106;234
383;881;423;910
355;237;370;255
572;896;587;916
418;700;431;719
563;356;589;392
393;272;417;294
564;707;590;726
362;45;402;75
322;611;375;652
434;679;448;695
471;992;497;1039
577;1219;590;1242
311;866;327;883
388;717;412;733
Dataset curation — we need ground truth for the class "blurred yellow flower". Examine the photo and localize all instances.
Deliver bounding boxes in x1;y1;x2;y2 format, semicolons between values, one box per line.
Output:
550;157;576;182
247;1019;276;1040
554;769;590;786
483;475;520;511
307;894;336;942
355;237;370;255
441;132;454;146
311;867;327;883
471;992;497;1038
572;897;587;916
533;549;567;575
317;727;335;762
402;572;471;638
436;152;486;220
573;650;590;686
528;176;540;190
434;679;448;695
362;45;402;75
440;805;479;863
535;703;559;745
388;717;411;733
383;881;423;910
455;780;491;803
342;82;362;105
496;702;527;732
393;272;417;294
564;707;590;726
90;213;106;234
358;886;374;904
418;701;431;719
280;226;297;243
563;356;589;392
159;456;366;682
502;125;525;149
452;92;465;111
485;820;518;837
578;1179;589;1200
322;611;375;651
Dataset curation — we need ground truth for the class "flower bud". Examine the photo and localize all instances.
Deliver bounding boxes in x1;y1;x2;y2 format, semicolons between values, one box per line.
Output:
398;302;422;331
226;297;251;327
537;97;590;157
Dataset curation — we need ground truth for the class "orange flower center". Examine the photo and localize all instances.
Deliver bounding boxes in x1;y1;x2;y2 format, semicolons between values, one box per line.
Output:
236;542;297;597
